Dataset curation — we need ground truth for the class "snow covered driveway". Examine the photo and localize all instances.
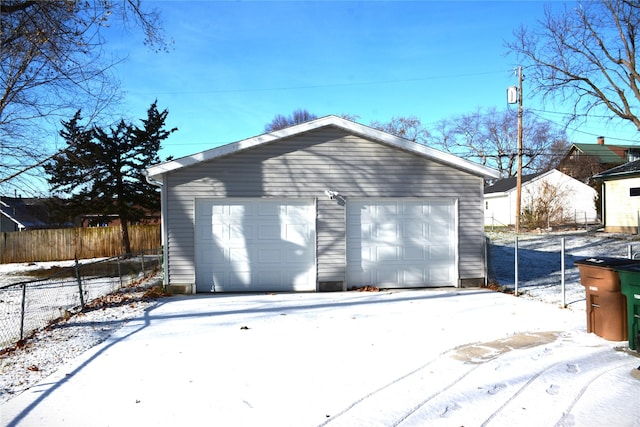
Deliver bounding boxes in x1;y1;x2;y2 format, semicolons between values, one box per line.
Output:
1;289;639;427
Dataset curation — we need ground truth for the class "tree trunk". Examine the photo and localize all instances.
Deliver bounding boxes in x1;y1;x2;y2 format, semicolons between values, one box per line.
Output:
121;220;132;257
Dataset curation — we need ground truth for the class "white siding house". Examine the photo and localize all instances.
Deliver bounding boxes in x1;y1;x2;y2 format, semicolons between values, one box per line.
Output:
146;116;500;293
593;160;640;234
484;169;598;227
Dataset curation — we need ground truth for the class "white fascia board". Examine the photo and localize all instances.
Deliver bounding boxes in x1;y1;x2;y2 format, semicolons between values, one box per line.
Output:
367;131;500;178
331;116;500;178
145;118;336;178
146;115;501;180
484;192;507;200
0;209;25;229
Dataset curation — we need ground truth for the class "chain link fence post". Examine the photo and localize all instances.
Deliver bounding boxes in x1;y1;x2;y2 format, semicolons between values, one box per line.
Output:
75;258;85;308
1;248;162;349
19;283;26;341
117;256;123;288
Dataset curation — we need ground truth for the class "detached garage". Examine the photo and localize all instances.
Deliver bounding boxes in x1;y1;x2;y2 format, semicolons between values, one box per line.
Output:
145;116;500;292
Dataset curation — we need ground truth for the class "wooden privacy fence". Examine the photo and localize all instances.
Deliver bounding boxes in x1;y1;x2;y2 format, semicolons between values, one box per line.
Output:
0;225;161;263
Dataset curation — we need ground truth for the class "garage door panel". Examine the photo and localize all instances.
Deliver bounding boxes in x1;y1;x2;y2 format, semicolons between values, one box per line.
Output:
196;199;316;292
402;267;426;285
257;202;279;216
377;269;398;284
377;246;399;261
403;223;424;237
376;223;398;240
429;267;453;284
212;271;252;287
256;270;281;285
284;224;311;245
404;246;425;261
257;247;282;263
286;245;311;260
403;204;425;216
347;199;457;288
429;245;453;259
429;224;452;240
258;224;280;239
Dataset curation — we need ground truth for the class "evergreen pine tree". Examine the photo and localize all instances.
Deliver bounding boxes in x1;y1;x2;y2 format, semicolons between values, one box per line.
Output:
45;102;177;255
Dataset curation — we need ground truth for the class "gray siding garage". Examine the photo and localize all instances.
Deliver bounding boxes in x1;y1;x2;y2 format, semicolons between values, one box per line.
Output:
146;116;500;292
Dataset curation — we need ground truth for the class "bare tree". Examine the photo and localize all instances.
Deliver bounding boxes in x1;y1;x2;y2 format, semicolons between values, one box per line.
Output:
428;108;569;177
521;180;573;229
507;0;640;131
264;109;318;132
0;1;169;194
369;115;429;143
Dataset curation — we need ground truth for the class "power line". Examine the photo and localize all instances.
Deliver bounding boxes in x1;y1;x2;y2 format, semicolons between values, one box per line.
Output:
128;70;510;96
527;110;639;143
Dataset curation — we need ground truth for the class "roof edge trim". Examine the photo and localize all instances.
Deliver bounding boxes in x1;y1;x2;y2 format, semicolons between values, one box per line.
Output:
146;115;501;179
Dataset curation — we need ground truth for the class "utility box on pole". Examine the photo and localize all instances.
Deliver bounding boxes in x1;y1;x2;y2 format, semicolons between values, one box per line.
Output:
507;86;518;104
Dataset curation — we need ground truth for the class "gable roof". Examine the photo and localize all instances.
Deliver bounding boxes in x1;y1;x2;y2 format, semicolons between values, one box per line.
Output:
0;197;51;229
568;143;637;164
592;159;640;180
484;172;542;194
146;115;501;180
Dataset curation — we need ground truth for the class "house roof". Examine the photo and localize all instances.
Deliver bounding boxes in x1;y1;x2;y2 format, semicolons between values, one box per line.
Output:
0;197;51;229
569;143;637;164
592;159;640;180
146;115;501;180
484;173;542;194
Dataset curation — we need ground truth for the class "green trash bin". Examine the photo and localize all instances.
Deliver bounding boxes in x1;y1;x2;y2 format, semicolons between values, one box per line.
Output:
615;265;640;351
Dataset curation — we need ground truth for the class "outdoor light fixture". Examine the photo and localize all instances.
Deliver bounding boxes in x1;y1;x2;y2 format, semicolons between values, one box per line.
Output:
324;190;340;200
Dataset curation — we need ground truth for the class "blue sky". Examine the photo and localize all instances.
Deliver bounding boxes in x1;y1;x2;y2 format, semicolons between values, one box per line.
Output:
105;0;639;161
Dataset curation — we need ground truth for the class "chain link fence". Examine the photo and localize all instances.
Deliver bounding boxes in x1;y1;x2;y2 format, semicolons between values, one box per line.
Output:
0;249;163;349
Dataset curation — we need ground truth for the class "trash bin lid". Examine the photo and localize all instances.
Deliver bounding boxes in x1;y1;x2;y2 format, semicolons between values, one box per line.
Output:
574;257;640;269
614;263;640;273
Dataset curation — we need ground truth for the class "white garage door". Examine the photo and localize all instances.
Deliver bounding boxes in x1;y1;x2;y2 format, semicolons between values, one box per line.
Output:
195;199;316;292
346;199;457;288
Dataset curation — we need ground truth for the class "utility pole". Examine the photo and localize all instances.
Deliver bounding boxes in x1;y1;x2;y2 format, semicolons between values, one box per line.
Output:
515;67;523;233
507;67;524;232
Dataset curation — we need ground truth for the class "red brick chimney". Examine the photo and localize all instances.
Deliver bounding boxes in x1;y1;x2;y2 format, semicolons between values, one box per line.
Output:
597;136;605;145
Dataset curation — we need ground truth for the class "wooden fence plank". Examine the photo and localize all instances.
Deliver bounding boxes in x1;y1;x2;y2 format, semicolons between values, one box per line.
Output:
0;225;161;263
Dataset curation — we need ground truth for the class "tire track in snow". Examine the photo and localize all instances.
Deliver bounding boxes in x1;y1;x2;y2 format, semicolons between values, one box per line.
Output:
320;332;639;427
479;360;562;426
318;349;482;427
554;360;639;427
320;333;557;427
395;334;566;426
476;346;637;426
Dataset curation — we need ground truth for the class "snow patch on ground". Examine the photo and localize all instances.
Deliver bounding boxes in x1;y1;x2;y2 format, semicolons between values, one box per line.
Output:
0;276;162;404
487;230;640;310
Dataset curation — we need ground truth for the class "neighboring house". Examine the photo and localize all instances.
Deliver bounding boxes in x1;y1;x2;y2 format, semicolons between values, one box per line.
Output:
557;136;639;183
484;169;598;227
0;196;54;232
0;196;160;231
145;115;500;293
592;160;640;234
78;210;161;227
